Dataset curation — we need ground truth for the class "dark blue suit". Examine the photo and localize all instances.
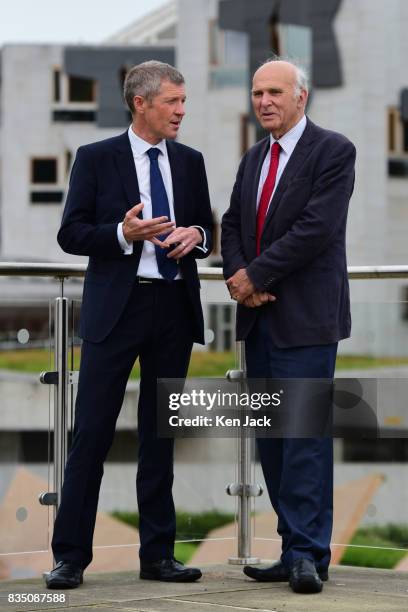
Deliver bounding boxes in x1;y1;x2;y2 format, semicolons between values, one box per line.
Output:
52;131;213;568
221;118;355;570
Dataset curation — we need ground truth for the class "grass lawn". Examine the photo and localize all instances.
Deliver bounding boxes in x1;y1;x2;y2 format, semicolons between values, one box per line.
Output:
1;348;408;377
340;525;408;569
112;512;408;569
112;510;235;564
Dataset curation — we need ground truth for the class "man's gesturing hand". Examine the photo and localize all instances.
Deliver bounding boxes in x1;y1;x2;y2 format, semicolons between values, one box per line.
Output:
152;226;202;259
122;203;175;242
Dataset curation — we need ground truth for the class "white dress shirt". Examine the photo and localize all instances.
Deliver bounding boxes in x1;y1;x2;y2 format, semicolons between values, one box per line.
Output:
117;126;207;279
256;114;307;211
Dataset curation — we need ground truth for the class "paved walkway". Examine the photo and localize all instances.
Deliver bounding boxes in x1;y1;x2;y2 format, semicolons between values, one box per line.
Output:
1;565;408;612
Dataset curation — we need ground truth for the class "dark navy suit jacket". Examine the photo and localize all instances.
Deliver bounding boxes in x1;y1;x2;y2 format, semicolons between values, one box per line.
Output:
221;118;356;347
58;131;213;344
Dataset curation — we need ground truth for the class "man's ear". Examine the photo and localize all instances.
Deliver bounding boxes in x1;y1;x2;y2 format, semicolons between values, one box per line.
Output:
133;95;145;114
299;88;308;109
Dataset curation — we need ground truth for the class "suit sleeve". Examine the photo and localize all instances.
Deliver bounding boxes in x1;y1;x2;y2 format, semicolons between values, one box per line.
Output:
57;146;123;258
246;140;356;290
191;152;213;259
221;153;249;278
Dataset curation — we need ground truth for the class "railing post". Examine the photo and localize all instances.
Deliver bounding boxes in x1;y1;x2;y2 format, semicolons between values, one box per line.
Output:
53;296;69;518
227;340;262;565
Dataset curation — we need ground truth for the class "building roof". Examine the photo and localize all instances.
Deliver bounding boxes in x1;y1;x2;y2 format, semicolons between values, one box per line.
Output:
104;1;177;46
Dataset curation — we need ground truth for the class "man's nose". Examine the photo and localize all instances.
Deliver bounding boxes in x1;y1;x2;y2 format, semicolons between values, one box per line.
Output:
176;102;185;116
260;94;272;107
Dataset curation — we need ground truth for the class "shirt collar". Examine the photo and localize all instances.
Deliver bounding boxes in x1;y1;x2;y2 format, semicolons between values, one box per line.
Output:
270;114;307;155
128;125;167;158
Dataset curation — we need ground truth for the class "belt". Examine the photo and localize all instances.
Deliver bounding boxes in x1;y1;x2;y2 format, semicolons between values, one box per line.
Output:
136;276;184;285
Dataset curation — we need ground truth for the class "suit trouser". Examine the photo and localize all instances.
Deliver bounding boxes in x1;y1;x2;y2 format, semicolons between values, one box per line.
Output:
245;313;338;571
52;280;194;568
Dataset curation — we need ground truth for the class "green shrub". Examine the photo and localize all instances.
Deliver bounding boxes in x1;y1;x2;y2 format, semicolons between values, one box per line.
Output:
340;524;408;569
3;348;408;376
112;509;234;542
174;542;198;564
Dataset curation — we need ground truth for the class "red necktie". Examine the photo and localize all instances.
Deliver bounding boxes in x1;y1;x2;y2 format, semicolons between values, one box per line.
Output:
256;142;281;255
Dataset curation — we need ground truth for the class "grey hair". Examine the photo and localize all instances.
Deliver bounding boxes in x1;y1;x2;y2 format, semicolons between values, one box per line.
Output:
261;56;309;97
123;60;184;114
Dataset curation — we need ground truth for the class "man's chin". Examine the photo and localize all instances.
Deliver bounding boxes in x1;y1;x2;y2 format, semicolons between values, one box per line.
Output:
166;127;180;140
261;119;280;132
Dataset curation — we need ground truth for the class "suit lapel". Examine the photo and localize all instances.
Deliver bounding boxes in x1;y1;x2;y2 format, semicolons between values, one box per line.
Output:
113;131;141;210
166;141;186;227
262;118;318;233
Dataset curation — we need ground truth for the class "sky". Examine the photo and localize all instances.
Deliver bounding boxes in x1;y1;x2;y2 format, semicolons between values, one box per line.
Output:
0;0;168;45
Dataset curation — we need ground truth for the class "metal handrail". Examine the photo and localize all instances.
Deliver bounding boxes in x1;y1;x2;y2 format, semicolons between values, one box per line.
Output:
1;262;408;279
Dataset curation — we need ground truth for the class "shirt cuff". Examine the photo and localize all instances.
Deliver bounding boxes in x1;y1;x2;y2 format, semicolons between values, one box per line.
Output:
192;225;208;253
117;222;133;255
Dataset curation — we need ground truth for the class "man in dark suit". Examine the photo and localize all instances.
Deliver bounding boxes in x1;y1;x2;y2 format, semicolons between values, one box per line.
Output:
46;61;213;589
221;59;355;594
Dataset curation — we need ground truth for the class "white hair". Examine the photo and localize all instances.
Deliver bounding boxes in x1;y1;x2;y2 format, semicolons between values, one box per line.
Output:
261;56;309;97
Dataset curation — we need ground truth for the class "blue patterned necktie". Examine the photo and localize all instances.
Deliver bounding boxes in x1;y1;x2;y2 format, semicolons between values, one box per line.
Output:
146;147;178;280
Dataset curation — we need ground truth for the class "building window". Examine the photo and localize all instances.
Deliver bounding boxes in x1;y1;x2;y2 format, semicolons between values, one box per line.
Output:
209;19;220;66
388;108;396;152
119;66;128;89
30;191;64;204
388;107;402;154
68;75;95;103
65;150;73;177
402;286;408;321
209;304;235;351
387;107;408;177
212;213;220;256
31;158;57;184
30;157;64;204
53;69;61;102
387;106;408;154
51;69;97;124
52;109;96;122
208;20;249;89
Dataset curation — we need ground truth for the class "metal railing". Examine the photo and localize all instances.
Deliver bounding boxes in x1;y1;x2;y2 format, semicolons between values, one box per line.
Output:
1;262;408;565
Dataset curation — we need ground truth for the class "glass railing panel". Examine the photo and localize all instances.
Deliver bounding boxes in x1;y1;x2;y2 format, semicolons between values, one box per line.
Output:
0;278;53;580
251;292;408;572
174;283;238;567
334;294;408;572
64;277;239;573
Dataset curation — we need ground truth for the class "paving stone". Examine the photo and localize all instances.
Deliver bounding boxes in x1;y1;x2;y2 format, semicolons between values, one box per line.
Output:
0;565;407;611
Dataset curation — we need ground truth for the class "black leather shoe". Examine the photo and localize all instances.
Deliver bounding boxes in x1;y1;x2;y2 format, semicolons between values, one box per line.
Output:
289;558;323;594
244;560;328;582
45;560;83;589
140;558;202;582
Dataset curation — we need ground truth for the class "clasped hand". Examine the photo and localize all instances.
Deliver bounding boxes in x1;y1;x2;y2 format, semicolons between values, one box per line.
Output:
226;268;276;309
122;203;202;258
